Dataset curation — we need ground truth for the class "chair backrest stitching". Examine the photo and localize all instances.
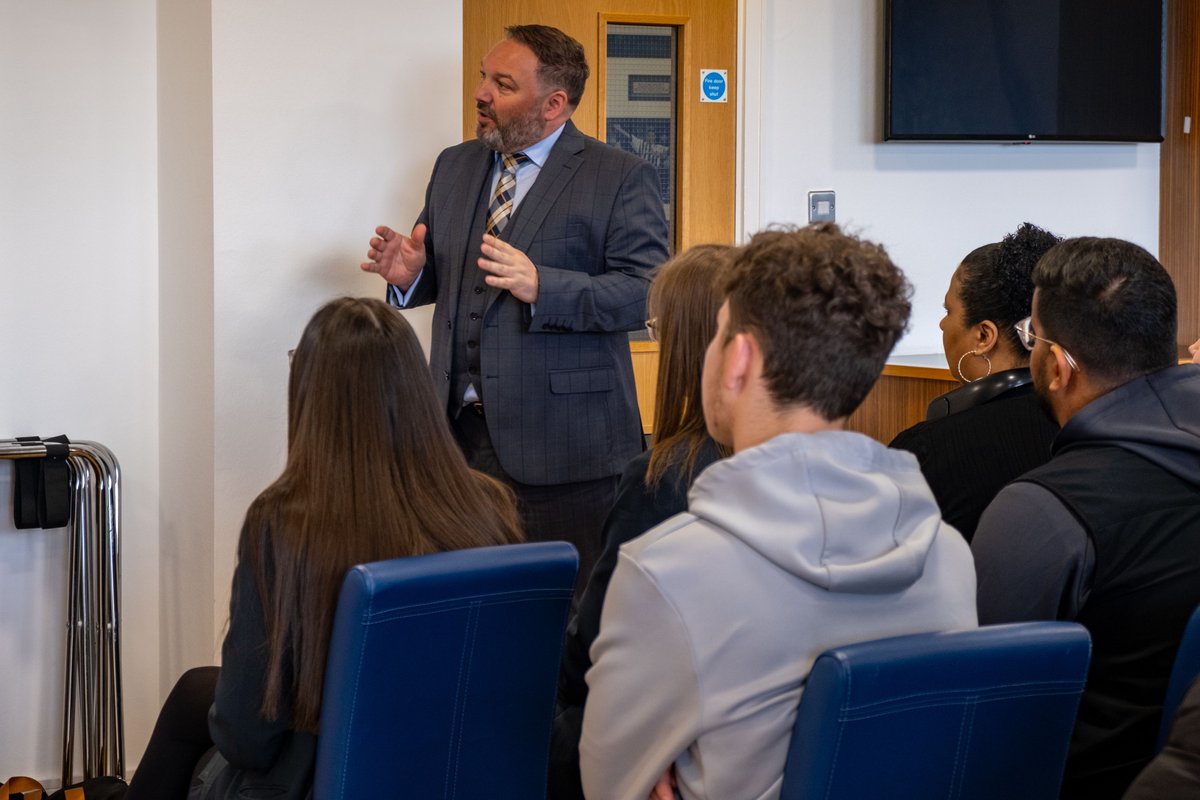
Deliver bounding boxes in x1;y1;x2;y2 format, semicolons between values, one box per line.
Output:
820;665;852;800
336;579;372;800
443;600;481;800
950;697;977;800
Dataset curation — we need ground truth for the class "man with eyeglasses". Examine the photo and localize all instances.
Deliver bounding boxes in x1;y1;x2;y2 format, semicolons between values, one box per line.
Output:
971;237;1200;800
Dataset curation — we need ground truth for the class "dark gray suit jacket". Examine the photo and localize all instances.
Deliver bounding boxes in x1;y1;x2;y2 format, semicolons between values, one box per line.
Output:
394;120;668;486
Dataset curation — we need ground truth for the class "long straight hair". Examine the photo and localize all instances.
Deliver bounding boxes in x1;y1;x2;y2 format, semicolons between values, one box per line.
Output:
242;297;522;732
646;244;736;488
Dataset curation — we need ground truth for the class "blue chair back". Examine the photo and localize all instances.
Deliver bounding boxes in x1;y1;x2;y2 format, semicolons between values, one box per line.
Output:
1157;602;1200;751
781;622;1091;800
312;541;578;800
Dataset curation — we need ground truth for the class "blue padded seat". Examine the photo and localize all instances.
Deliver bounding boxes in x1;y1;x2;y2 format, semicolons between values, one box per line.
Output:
312;541;578;800
781;622;1091;800
1157;602;1200;752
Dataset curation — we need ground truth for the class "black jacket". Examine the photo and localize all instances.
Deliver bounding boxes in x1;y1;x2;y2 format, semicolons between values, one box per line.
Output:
890;369;1058;541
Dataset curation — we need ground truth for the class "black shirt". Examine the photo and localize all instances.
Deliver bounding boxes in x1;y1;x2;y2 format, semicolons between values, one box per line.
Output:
890;371;1059;541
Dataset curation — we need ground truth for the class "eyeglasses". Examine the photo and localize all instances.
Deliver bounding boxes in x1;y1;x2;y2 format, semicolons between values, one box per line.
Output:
644;317;658;342
1014;317;1080;372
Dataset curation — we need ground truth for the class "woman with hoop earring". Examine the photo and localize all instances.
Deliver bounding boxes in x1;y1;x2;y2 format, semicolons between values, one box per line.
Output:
890;223;1062;542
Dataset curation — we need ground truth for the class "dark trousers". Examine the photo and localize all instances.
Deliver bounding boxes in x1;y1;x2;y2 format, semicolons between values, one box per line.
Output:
451;405;616;602
126;667;218;800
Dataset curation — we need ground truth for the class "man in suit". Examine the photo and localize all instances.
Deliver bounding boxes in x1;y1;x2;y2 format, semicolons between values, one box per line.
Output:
361;24;668;590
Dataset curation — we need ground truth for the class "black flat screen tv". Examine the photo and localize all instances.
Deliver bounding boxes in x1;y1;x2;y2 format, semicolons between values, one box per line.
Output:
885;0;1165;142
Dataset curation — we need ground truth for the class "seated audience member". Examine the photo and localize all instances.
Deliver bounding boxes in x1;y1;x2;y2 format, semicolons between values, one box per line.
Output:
1124;676;1200;799
580;224;978;800
972;238;1200;799
890;223;1061;540
550;244;735;799
126;298;522;800
1191;337;1199;362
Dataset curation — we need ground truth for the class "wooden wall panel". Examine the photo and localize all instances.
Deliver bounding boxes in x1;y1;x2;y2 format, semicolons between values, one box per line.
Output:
845;371;958;444
632;341;957;443
630;341;659;434
1161;0;1200;345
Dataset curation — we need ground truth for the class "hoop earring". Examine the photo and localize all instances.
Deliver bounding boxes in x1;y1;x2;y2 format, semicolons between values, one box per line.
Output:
956;349;993;383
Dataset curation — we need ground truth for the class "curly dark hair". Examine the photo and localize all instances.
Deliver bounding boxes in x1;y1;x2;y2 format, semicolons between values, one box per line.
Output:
1033;237;1177;384
505;25;589;107
723;223;912;420
958;222;1061;354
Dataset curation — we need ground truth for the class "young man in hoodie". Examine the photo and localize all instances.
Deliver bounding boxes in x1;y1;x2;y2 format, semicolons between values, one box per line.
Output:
579;224;979;800
972;237;1200;800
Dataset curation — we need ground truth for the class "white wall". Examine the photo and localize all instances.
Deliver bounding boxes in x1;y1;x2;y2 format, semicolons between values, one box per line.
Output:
752;0;1160;353
0;0;459;782
157;0;217;697
0;0;161;780
208;0;462;642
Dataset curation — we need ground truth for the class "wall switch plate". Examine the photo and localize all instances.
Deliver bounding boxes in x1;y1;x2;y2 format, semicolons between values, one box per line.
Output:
808;190;836;223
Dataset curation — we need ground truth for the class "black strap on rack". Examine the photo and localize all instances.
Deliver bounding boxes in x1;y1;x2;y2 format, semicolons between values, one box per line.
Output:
11;434;72;529
12;436;41;529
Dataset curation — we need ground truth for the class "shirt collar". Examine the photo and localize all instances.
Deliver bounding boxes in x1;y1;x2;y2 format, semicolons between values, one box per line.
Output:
503;122;565;168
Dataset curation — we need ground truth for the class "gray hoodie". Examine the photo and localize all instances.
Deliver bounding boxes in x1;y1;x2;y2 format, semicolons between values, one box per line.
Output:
580;430;977;800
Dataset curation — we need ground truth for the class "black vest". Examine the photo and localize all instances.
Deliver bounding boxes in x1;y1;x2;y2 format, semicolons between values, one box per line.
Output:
448;166;500;412
1019;445;1200;799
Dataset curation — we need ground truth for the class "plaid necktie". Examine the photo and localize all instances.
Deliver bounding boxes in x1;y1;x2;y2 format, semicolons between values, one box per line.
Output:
485;152;529;237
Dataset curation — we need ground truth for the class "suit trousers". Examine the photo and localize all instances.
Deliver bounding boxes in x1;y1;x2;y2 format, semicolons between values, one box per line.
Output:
451;404;615;602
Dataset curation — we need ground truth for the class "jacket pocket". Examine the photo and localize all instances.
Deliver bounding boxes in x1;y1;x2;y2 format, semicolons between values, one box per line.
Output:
549;367;615;394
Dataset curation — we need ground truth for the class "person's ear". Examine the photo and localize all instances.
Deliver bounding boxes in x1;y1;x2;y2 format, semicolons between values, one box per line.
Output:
974;320;1001;356
724;332;755;393
1045;345;1076;394
542;89;568;120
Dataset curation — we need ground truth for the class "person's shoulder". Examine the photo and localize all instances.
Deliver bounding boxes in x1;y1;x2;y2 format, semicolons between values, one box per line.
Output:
975;480;1077;551
889;418;936;454
430;138;492;171
618;447;654;484
619;510;705;565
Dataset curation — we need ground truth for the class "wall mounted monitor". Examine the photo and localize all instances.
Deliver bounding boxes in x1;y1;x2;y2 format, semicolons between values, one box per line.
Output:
885;0;1165;142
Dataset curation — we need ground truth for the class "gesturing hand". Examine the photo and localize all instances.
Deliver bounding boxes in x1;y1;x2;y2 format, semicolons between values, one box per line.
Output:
361;224;428;290
479;234;539;304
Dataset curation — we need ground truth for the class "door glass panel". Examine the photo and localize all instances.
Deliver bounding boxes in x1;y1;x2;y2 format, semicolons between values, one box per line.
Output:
605;23;677;254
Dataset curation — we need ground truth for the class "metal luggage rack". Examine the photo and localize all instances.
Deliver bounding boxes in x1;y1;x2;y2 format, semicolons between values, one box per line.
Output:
0;438;124;785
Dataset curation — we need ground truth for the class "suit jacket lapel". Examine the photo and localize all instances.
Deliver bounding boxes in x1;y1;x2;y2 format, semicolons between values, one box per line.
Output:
505;120;585;254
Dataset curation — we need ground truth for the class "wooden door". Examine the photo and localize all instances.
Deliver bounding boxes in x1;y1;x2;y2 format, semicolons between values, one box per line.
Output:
463;0;738;250
1161;0;1200;350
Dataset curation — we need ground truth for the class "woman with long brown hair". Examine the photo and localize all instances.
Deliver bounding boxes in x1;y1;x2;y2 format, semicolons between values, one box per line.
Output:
548;244;736;800
127;297;522;800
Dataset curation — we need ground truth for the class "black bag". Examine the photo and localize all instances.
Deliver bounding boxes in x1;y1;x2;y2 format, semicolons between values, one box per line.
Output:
0;776;127;800
47;777;128;800
186;735;314;800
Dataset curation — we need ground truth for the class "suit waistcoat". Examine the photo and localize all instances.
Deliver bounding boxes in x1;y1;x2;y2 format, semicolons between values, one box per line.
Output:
448;164;500;411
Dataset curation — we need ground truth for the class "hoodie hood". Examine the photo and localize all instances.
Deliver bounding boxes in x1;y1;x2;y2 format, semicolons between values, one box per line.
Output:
687;430;949;594
1057;364;1200;488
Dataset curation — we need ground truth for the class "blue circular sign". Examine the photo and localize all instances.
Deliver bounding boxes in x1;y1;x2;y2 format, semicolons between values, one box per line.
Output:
702;71;726;101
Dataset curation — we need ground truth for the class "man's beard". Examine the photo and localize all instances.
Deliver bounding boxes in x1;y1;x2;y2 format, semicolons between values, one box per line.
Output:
476;101;546;153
